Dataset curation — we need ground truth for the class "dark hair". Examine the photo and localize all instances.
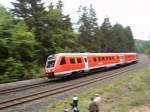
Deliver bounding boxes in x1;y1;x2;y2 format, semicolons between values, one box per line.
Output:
90;97;94;101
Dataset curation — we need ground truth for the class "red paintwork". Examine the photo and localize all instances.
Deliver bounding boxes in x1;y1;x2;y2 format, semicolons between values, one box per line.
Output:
45;53;138;78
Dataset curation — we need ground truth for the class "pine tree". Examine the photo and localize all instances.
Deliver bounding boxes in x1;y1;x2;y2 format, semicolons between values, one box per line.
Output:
12;0;46;31
100;17;113;52
56;0;63;13
46;1;76;53
77;4;98;52
111;23;126;52
88;4;98;36
11;0;51;64
124;26;135;52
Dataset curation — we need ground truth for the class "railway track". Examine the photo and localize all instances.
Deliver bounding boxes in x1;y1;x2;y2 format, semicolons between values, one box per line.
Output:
0;62;138;95
0;61;145;110
0;80;51;95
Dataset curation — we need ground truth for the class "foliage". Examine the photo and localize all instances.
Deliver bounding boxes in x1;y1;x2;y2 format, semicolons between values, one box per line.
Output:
135;39;150;54
11;0;76;64
0;6;36;81
77;4;98;52
0;1;78;81
78;7;135;53
99;17;113;52
0;1;139;81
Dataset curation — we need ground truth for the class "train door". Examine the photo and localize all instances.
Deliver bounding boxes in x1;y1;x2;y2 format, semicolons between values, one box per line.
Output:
119;55;125;64
83;56;89;72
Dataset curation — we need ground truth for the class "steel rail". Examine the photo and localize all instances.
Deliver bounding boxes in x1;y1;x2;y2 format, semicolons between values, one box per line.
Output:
0;63;143;110
0;81;52;94
0;62;138;94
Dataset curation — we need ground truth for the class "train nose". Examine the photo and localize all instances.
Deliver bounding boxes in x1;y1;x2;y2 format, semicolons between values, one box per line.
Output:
45;68;55;78
45;68;54;78
45;68;53;73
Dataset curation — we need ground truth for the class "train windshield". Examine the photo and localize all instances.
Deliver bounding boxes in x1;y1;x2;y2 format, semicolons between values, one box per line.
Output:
46;54;57;68
46;60;55;68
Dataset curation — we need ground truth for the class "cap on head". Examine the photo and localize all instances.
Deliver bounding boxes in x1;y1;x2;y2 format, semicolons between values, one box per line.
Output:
95;94;99;96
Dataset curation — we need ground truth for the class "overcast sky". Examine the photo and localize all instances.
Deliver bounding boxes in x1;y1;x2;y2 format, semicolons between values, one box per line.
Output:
0;0;150;40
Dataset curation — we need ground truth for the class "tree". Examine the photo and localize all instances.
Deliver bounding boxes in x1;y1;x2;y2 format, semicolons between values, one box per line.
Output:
11;21;35;63
0;5;14;78
100;17;113;52
146;40;150;54
77;4;98;52
55;0;72;31
123;26;135;52
46;2;76;53
0;5;36;80
56;0;63;13
88;4;98;34
111;23;126;52
5;21;36;79
11;0;46;31
12;0;48;64
11;0;75;64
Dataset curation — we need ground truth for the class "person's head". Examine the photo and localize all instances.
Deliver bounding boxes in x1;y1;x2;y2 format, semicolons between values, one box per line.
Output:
95;94;99;97
73;95;78;100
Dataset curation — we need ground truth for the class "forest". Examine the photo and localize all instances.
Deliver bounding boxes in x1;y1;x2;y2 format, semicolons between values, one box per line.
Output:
0;0;149;81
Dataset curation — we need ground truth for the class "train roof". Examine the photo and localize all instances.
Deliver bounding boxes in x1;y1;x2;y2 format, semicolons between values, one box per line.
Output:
49;53;137;57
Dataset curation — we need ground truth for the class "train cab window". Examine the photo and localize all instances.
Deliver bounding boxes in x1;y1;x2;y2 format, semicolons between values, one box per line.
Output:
77;58;82;63
70;58;75;64
60;57;66;65
47;60;55;68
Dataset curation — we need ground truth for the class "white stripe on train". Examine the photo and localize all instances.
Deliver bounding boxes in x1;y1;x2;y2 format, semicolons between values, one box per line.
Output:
54;60;137;76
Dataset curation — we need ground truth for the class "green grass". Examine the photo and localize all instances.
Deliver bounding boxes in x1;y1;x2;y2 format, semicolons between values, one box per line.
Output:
43;65;150;112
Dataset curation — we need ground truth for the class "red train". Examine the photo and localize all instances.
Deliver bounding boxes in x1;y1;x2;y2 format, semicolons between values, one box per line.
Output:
45;53;138;78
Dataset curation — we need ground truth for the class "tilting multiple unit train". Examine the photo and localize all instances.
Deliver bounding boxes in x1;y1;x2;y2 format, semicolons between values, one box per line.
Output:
45;53;138;78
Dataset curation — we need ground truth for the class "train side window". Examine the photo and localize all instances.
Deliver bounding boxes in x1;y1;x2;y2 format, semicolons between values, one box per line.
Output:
106;57;108;60
70;58;75;64
102;57;105;61
98;57;101;61
60;57;66;65
117;56;119;59
77;58;82;63
93;57;97;62
109;57;111;60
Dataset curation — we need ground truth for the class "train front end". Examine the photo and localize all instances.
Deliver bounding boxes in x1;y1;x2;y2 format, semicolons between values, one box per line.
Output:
45;54;57;78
